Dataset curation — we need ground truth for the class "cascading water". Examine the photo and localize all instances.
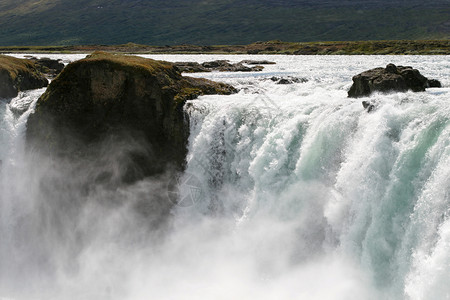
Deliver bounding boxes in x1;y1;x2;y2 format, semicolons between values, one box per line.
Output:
0;54;449;300
0;88;47;294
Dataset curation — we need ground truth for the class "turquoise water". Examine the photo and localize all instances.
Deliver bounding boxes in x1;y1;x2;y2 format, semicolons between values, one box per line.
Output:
1;54;449;299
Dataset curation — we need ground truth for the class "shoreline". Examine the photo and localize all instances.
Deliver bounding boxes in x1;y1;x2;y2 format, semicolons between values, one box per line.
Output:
0;40;449;55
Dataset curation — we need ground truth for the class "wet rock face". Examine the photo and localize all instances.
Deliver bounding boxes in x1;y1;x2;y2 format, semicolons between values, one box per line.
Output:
0;55;48;98
348;63;441;98
26;52;236;181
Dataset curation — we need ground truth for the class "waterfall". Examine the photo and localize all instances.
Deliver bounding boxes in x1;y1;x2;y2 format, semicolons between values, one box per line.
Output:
0;54;449;299
182;82;449;298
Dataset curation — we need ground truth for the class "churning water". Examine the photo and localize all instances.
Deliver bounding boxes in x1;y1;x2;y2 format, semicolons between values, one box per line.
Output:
1;54;449;299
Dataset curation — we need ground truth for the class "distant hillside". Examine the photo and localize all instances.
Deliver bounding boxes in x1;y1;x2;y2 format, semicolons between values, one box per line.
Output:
0;0;448;45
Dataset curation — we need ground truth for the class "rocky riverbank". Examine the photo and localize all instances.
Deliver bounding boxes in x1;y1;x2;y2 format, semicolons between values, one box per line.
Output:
1;40;449;55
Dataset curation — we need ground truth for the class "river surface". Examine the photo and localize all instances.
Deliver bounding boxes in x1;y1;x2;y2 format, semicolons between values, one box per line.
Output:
1;54;449;299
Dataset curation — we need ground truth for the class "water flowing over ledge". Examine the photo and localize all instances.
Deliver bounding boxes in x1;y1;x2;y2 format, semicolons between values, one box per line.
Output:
1;54;449;300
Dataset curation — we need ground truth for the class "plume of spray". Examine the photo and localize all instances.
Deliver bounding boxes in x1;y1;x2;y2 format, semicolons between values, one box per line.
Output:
1;54;449;300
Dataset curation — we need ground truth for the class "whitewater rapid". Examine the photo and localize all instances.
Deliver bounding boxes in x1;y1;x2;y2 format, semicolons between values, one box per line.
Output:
1;54;449;300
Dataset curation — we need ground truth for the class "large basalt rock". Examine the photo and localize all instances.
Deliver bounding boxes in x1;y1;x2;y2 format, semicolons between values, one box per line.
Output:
26;52;236;182
348;64;441;98
0;55;48;98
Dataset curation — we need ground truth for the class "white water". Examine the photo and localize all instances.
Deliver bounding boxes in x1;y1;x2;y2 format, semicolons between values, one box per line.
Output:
1;54;449;299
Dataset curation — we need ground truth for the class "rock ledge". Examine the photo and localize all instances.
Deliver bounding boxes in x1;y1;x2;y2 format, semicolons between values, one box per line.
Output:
0;55;48;98
26;52;236;180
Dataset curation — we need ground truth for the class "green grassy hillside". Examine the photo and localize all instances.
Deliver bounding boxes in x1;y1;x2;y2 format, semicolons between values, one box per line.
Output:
0;0;448;45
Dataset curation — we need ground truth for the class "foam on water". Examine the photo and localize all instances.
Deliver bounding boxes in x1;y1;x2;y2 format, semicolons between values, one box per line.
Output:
0;54;449;299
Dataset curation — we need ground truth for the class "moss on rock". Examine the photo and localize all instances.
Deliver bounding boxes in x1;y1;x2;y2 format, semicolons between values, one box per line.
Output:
26;52;236;180
0;55;48;98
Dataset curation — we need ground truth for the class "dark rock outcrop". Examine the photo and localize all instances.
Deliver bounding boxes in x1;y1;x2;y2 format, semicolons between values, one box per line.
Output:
240;60;276;65
270;76;308;84
427;79;442;88
26;52;236;182
29;57;65;78
0;55;48;98
174;60;264;73
362;100;376;112
202;60;263;72
174;61;210;73
348;63;442;98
